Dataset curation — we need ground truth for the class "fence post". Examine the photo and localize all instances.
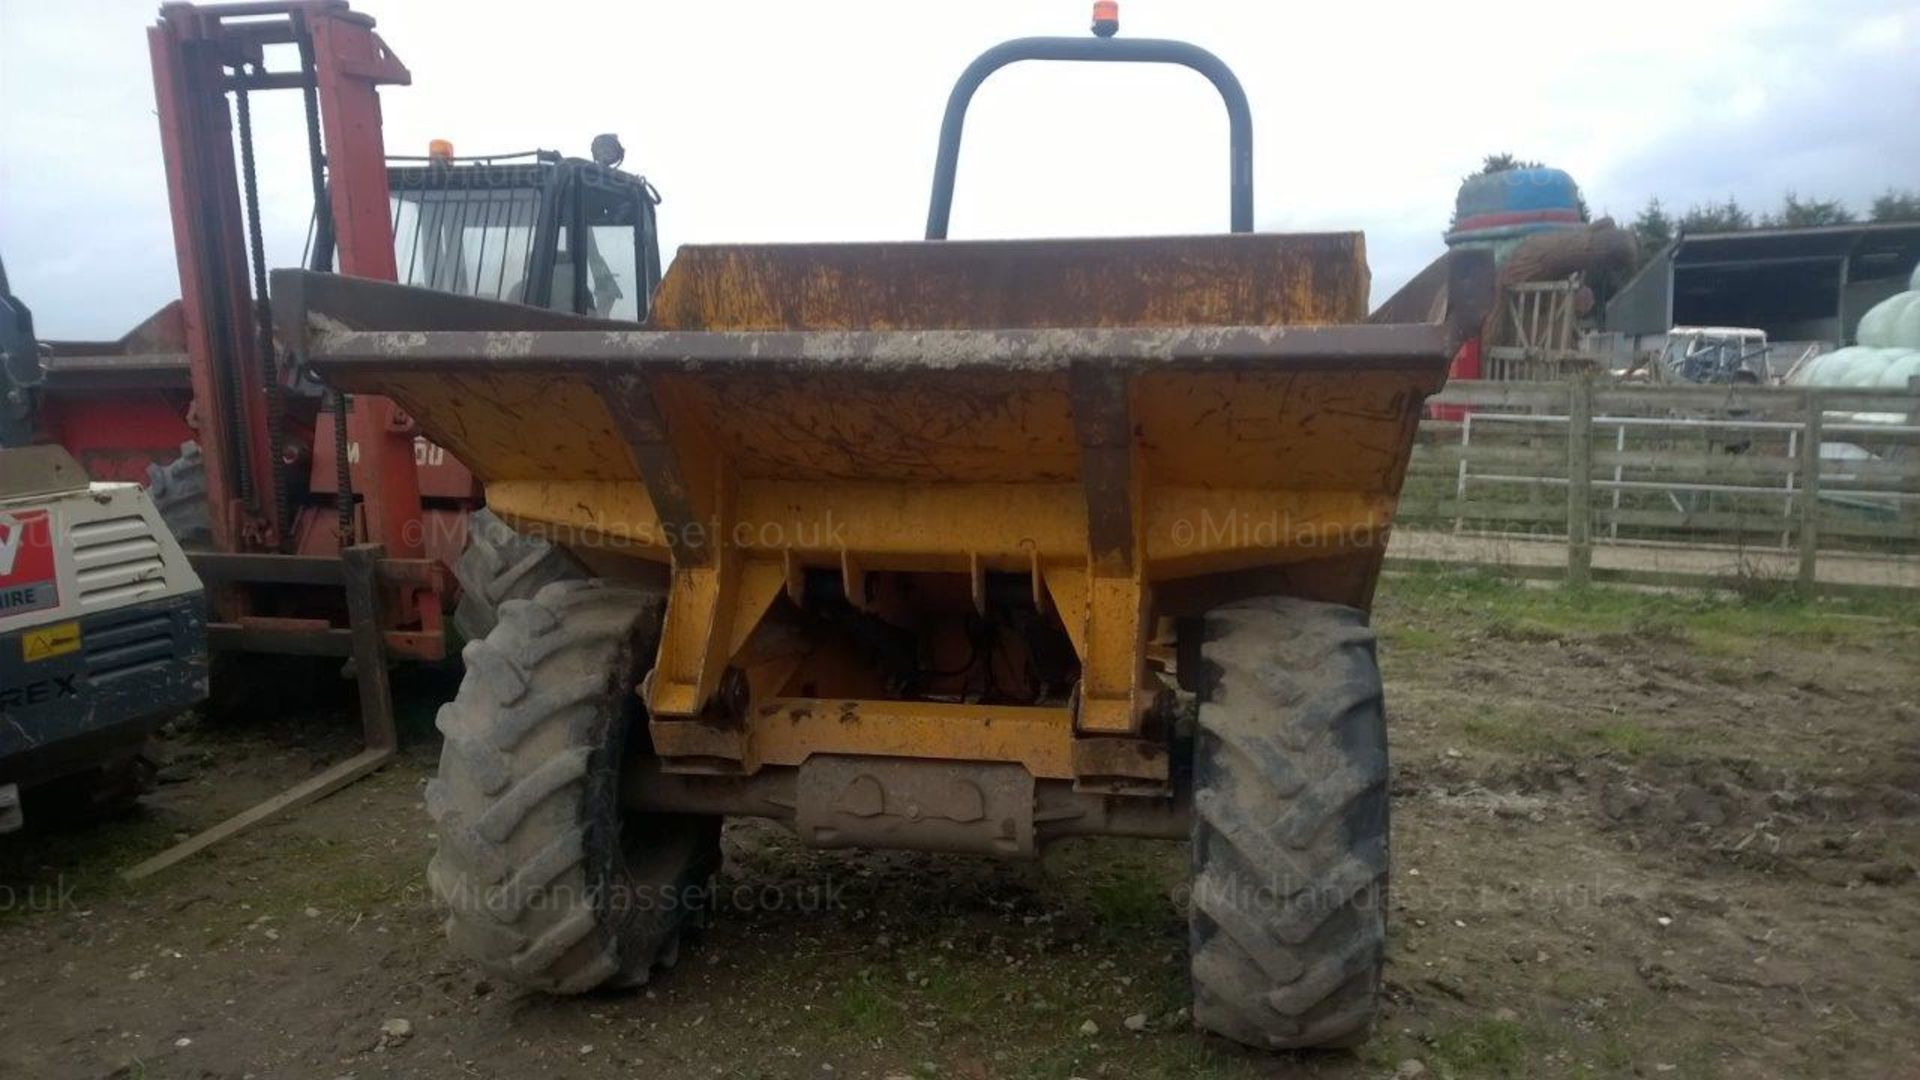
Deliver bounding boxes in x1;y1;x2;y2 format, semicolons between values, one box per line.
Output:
1566;376;1593;585
1797;390;1823;592
1905;376;1920;534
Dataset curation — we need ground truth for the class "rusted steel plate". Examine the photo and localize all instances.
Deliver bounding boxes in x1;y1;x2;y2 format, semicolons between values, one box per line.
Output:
650;234;1368;331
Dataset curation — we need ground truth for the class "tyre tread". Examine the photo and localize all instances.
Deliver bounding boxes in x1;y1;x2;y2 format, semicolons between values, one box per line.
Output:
452;509;587;641
1189;596;1390;1050
427;579;715;993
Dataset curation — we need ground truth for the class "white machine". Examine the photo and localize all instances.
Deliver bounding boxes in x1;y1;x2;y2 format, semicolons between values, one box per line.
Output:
0;446;206;831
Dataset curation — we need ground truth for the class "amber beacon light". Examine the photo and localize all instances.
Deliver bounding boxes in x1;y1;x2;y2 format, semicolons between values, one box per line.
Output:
1091;1;1119;37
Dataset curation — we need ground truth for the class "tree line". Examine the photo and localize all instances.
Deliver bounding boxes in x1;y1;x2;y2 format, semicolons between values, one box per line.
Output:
1629;190;1920;256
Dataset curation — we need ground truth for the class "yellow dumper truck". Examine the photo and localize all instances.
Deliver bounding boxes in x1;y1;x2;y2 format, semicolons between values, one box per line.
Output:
275;23;1487;1051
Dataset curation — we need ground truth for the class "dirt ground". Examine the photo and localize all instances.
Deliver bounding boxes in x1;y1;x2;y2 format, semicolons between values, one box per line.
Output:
2;571;1916;1080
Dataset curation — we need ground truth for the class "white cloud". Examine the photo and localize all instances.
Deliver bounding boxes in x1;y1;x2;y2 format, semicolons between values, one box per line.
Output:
2;0;1915;337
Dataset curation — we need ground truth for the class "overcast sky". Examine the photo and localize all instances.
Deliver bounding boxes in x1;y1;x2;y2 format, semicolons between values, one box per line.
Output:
2;0;1916;338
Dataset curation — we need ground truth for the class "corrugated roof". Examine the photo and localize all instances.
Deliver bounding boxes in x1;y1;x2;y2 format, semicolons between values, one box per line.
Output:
1673;221;1920;264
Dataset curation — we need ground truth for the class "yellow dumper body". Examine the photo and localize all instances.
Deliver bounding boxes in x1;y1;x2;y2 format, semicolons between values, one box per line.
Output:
290;234;1473;796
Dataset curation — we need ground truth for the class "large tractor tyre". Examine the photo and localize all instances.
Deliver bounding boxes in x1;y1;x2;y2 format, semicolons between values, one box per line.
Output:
1188;597;1390;1050
426;579;720;993
452;508;587;643
145;441;211;550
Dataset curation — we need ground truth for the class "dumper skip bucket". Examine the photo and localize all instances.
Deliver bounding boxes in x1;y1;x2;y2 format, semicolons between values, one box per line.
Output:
277;233;1485;757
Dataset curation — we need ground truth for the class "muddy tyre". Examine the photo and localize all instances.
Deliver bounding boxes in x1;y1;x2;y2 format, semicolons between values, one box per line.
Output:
426;579;720;993
145;441;211;549
452;508;586;642
1188;597;1389;1050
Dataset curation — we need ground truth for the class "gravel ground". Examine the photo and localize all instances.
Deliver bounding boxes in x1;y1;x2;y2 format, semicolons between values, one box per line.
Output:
1;571;1915;1079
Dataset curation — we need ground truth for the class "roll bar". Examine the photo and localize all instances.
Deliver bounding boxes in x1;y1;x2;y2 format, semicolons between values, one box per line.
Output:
925;35;1254;239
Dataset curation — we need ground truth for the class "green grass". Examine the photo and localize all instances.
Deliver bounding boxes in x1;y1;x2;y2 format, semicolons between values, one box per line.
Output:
1457;703;1689;763
775;938;1264;1080
1086;872;1173;935
913;962;994;1028
1380;624;1452;655
257;835;418;916
1047;839;1185;941
1426;1017;1530;1079
1359;991;1734;1080
0;812;179;928
745;834;1245;1078
1590;721;1663;757
1380;565;1919;649
1458;705;1542;753
829;973;909;1042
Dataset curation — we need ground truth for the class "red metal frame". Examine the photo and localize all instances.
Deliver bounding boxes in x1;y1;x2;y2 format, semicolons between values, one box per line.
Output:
305;10;427;564
147;0;446;658
35;395;194;483
31;301;197;480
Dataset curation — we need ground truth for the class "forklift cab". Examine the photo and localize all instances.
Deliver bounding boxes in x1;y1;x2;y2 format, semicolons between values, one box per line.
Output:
317;148;664;322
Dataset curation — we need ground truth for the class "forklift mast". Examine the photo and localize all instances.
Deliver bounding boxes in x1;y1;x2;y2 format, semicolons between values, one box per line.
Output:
149;0;419;558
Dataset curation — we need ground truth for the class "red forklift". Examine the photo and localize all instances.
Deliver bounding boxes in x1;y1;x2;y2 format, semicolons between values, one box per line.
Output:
0;0;663;872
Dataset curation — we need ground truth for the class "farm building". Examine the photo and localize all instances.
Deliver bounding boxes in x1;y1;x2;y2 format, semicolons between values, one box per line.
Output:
1605;222;1920;359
